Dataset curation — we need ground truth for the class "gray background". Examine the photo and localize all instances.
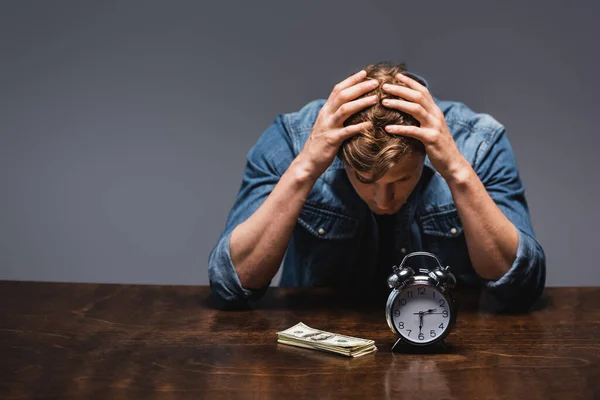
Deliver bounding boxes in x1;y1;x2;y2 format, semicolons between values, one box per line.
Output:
1;0;597;286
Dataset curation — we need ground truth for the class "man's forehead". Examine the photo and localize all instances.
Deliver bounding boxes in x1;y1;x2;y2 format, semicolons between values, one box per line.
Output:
355;169;409;182
354;163;419;182
354;161;422;183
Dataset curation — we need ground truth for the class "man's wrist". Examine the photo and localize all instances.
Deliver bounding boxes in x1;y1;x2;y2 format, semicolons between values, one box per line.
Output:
289;153;325;184
443;157;475;189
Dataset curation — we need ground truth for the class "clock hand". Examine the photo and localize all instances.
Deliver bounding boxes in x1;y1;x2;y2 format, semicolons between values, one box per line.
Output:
413;309;440;316
412;311;425;335
413;309;437;316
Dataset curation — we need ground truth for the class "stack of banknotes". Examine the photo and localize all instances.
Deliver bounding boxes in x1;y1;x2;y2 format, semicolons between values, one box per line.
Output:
277;322;377;357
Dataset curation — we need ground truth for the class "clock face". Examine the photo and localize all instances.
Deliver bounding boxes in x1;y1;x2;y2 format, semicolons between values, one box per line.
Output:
391;284;451;345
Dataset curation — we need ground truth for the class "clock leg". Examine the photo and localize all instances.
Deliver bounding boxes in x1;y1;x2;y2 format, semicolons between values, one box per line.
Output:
391;337;403;352
439;340;449;352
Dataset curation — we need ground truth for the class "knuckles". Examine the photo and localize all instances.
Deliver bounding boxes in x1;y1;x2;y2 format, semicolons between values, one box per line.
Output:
336;90;350;104
337;103;349;116
413;91;425;103
324;132;341;148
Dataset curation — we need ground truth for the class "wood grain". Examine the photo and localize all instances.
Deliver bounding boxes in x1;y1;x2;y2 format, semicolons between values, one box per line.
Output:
0;281;598;399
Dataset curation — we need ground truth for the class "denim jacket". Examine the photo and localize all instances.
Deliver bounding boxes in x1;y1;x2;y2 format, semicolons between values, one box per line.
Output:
208;72;546;311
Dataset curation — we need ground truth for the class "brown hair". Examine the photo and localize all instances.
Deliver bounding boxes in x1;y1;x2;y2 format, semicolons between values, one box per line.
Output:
337;62;426;183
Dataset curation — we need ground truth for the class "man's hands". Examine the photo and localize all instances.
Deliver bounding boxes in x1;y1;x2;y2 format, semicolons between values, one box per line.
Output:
298;70;378;179
298;70;470;183
378;73;522;288
381;73;468;182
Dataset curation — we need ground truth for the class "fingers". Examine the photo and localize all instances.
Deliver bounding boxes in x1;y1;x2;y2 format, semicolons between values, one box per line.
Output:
330;94;378;126
381;83;428;106
336;120;372;141
328;79;379;114
331;69;367;97
381;98;429;124
384;124;427;142
325;70;367;110
395;72;427;93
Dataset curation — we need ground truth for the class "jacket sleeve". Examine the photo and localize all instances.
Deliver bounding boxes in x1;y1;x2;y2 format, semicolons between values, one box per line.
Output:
207;114;296;307
473;126;546;312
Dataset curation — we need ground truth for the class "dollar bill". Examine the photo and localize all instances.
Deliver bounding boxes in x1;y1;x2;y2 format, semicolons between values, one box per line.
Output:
277;322;377;357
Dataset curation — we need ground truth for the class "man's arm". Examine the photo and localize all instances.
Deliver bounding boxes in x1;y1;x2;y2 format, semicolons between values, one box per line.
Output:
447;128;546;311
208;70;379;306
446;145;519;282
229;152;319;289
207;114;309;306
379;72;545;311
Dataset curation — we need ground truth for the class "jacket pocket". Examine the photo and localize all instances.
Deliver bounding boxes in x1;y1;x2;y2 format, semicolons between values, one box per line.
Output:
420;206;464;238
297;201;358;240
419;206;471;274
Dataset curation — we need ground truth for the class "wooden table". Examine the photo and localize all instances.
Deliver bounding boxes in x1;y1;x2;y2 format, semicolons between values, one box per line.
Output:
0;281;598;399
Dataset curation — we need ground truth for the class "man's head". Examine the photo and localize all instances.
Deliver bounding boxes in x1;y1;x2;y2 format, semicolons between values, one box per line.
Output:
337;62;427;215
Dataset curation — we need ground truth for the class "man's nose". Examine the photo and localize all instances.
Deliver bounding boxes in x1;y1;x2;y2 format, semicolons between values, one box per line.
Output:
375;186;394;209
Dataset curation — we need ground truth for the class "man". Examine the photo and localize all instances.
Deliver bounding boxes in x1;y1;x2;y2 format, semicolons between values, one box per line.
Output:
208;62;546;312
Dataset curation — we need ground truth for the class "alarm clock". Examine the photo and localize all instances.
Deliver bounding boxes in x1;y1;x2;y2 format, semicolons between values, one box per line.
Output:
385;251;457;350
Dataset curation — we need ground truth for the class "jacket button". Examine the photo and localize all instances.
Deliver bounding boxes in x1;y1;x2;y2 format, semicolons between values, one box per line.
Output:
318;228;326;235
450;227;458;235
401;248;407;254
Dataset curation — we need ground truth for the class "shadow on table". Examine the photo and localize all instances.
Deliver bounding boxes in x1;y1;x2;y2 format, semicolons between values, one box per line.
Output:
204;287;391;311
456;289;550;315
204;286;550;315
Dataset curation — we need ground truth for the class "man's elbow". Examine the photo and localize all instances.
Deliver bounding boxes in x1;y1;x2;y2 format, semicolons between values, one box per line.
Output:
483;245;546;313
207;245;251;309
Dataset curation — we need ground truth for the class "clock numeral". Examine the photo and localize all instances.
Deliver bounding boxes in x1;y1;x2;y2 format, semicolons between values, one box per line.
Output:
439;323;444;329
407;290;413;298
400;299;407;307
394;309;401;317
442;310;449;318
439;299;446;308
407;330;412;337
398;322;404;329
418;287;426;295
418;333;424;340
430;330;437;338
432;291;436;299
